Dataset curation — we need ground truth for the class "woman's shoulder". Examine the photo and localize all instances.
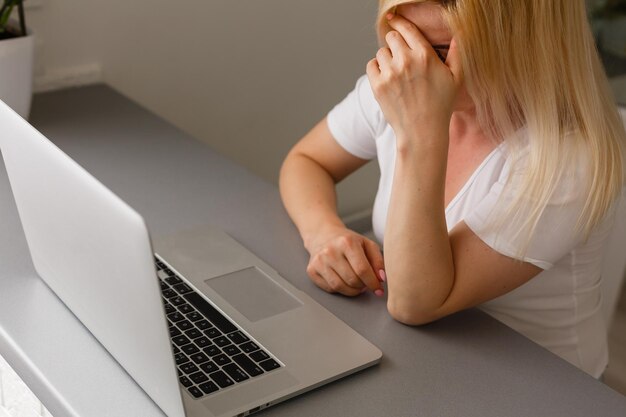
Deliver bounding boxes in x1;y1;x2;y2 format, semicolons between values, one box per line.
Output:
328;74;388;142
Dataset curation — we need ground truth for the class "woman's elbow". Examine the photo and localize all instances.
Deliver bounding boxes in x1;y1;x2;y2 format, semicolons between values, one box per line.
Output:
278;151;295;179
278;151;300;191
386;299;440;326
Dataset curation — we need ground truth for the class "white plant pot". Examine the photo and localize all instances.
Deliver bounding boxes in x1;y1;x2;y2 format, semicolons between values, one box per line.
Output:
0;25;34;120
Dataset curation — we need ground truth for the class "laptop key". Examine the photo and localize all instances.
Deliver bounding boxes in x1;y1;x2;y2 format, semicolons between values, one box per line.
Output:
177;320;194;331
200;361;219;374
222;345;241;357
184;328;203;340
227;331;250;345
213;354;231;366
249;350;269;363
162;289;177;299
164;303;176;315
186;311;203;322
240;341;259;353
187;386;203;398
173;282;193;295
189;371;209;384
174;353;190;365
170;296;186;307
213;336;230;347
178;304;194;314
232;354;264;377
204;328;222;339
184;293;237;334
172;335;191;346
259;358;281;372
222;364;249;383
180;362;199;375
169;326;182;338
203;345;221;357
209;371;234;388
194;336;211;348
199;381;219;395
179;376;193;388
189;352;210;365
195;320;211;330
181;344;200;355
167;312;185;323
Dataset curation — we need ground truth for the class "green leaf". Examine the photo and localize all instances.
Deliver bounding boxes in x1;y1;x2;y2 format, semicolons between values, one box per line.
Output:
0;0;20;33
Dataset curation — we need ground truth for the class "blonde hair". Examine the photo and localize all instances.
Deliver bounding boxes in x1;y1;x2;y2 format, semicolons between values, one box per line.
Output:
377;0;625;253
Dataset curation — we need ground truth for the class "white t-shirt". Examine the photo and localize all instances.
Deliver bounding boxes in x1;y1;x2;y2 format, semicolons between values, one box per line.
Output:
327;74;613;377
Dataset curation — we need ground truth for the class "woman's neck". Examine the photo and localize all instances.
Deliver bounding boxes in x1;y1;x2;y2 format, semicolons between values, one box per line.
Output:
449;109;485;145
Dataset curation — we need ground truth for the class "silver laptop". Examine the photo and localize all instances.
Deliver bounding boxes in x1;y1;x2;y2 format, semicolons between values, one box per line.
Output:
0;100;382;417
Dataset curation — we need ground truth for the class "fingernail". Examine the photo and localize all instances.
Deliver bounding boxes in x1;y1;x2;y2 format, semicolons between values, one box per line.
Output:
379;269;387;282
374;289;385;297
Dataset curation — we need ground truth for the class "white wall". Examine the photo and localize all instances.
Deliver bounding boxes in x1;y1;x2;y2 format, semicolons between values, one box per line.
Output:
26;0;103;91
25;0;381;218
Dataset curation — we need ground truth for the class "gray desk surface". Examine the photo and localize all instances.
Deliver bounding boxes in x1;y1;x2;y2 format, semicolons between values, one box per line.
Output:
1;85;625;417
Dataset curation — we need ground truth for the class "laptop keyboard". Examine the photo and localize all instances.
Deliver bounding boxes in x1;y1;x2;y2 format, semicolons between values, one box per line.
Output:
155;257;282;399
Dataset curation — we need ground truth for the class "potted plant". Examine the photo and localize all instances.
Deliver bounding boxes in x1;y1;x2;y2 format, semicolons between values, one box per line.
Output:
0;0;34;119
592;0;626;58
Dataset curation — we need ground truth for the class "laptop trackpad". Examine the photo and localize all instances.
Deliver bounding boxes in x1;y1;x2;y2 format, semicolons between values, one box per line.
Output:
204;267;302;322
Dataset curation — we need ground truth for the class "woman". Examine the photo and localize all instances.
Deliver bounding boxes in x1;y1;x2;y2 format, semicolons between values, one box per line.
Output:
279;0;625;378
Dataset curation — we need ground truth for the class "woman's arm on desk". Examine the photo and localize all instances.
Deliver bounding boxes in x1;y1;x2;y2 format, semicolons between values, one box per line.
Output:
279;118;385;297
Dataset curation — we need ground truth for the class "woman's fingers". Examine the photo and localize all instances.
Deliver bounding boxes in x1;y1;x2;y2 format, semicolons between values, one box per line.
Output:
385;13;431;51
332;255;365;290
366;57;382;87
375;46;393;72
386;13;454;72
343;243;383;294
309;266;364;297
385;30;410;59
305;231;386;297
445;37;464;85
363;239;386;282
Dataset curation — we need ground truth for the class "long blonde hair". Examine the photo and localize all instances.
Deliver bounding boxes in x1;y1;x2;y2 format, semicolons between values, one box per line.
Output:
377;0;625;252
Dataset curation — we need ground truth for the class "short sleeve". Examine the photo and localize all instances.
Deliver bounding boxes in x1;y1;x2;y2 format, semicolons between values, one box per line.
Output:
464;154;589;270
326;74;384;160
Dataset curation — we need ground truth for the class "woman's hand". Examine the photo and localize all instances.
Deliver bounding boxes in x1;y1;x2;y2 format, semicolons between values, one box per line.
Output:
366;13;463;144
304;225;385;297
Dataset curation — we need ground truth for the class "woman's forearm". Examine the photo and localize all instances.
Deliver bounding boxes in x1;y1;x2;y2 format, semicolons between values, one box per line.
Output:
279;152;345;250
279;123;386;297
384;133;455;324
